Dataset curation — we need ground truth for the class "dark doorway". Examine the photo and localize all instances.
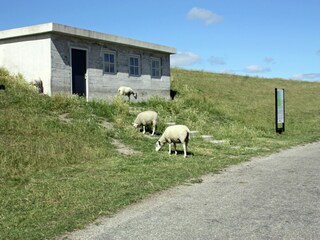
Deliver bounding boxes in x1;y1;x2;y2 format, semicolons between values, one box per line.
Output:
71;48;87;96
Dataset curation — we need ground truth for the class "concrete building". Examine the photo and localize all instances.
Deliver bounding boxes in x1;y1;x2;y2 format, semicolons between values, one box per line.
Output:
0;23;176;101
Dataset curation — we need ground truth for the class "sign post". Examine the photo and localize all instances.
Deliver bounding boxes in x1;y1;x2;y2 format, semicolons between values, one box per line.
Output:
275;88;285;134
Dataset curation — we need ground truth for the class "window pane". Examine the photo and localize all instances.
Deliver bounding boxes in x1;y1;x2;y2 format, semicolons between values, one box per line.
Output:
130;66;134;75
129;56;140;75
110;65;114;73
104;53;116;74
151;59;160;77
110;54;114;63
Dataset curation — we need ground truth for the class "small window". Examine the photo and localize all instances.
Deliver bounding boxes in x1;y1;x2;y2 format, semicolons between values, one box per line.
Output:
151;58;161;78
129;55;140;76
104;52;116;74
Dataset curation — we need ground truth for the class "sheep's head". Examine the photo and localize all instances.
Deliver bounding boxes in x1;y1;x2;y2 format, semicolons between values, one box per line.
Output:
133;93;138;99
133;122;139;128
155;141;163;152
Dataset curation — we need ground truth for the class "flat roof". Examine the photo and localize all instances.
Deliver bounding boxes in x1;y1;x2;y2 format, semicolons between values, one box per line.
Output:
0;23;176;54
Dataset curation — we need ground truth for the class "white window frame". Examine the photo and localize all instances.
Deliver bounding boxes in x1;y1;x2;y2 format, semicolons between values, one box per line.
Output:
129;55;141;77
151;57;161;79
103;51;117;74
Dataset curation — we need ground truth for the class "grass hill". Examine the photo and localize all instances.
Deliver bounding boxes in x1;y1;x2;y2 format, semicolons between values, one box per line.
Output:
1;67;319;239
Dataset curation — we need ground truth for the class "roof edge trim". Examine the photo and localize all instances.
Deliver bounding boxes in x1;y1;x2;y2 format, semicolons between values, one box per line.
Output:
0;23;176;54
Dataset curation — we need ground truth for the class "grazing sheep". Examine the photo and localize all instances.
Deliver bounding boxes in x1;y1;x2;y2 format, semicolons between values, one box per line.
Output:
31;79;43;93
155;125;190;158
133;111;158;135
118;86;137;101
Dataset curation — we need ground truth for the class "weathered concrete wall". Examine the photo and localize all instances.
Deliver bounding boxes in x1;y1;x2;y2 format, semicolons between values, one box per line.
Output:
51;34;171;101
0;35;51;95
50;34;72;95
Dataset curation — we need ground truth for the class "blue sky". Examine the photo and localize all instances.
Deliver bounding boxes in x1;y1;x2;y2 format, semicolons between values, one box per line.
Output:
1;0;319;81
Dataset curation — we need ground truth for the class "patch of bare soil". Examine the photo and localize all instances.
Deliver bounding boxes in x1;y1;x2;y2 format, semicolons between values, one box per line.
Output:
111;139;140;156
143;134;158;140
99;120;113;129
58;113;72;124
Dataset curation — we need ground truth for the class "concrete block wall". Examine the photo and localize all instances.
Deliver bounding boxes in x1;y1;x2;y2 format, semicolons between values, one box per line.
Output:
51;34;72;94
51;34;171;101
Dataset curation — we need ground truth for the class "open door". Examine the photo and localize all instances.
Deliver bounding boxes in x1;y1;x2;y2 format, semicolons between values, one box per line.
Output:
71;48;87;96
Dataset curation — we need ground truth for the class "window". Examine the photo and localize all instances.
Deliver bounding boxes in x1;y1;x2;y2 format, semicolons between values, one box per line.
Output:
129;55;140;76
151;58;161;78
104;52;116;74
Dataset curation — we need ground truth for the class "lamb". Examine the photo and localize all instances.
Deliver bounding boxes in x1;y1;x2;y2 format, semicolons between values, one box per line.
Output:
155;125;190;158
117;86;137;101
31;79;43;93
133;111;158;135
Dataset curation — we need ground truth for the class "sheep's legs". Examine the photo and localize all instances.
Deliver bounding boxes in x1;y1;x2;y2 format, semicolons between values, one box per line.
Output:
151;121;157;136
168;144;177;155
142;126;146;134
183;143;187;158
168;143;187;157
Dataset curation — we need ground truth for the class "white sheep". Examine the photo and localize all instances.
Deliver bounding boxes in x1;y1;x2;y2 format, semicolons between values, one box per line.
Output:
155;125;190;158
133;111;158;135
31;79;43;93
117;86;137;101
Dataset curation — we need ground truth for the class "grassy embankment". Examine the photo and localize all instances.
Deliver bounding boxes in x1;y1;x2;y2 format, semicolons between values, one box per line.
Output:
0;67;319;239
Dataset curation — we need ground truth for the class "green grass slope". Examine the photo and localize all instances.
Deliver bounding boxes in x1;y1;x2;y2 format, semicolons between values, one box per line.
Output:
0;67;319;239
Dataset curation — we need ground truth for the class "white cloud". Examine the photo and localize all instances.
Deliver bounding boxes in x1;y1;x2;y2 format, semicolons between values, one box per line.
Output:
292;73;320;81
187;7;223;25
170;52;200;67
244;65;271;73
264;57;275;64
208;56;225;65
